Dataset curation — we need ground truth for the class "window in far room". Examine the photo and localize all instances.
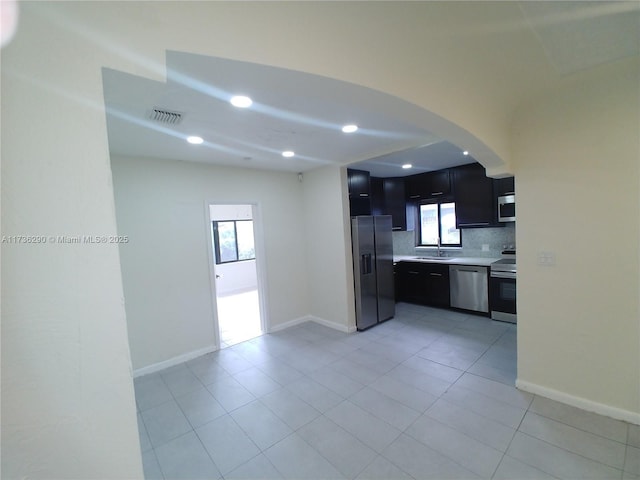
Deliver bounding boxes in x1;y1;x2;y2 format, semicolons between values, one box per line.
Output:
419;202;461;247
212;220;255;264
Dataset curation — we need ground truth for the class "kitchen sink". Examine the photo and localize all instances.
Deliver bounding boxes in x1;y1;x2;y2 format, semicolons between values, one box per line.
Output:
413;256;454;262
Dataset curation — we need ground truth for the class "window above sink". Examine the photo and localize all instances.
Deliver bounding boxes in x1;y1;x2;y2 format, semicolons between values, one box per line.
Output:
418;202;461;248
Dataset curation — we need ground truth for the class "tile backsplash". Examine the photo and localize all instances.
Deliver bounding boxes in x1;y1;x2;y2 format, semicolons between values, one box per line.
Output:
393;223;515;258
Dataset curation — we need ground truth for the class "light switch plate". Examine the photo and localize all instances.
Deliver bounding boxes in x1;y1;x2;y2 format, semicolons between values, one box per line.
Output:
537;251;556;266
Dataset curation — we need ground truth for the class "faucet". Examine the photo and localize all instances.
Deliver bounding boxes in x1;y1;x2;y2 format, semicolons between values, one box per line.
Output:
437;237;444;257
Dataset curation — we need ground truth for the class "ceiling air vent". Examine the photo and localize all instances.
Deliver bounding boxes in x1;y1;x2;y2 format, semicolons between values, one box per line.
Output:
148;107;183;125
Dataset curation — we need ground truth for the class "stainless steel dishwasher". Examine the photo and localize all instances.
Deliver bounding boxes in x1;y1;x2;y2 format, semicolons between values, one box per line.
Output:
449;265;489;313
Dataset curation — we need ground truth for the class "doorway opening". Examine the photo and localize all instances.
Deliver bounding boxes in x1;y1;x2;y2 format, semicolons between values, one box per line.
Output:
209;204;263;348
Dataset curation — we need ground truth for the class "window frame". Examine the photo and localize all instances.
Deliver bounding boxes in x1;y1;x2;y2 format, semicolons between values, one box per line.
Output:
417;200;462;248
212;219;256;265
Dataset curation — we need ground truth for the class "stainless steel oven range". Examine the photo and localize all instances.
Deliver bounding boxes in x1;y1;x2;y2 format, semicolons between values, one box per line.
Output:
490;257;516;323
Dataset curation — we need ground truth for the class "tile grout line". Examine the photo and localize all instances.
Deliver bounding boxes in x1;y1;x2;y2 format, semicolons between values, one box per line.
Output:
511;430;626;478
489;393;539;480
138;309;637;480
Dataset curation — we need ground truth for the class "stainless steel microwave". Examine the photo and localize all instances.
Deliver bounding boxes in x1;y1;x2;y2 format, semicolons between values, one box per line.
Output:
498;194;515;222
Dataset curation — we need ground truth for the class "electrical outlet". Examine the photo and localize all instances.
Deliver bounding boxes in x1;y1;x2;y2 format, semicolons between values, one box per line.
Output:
482;244;490;252
537;251;556;266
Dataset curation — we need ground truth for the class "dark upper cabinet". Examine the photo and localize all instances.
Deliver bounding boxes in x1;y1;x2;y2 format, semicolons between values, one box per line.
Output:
370;177;385;216
452;162;499;228
349;165;511;226
382;177;415;231
347;169;371;198
405;170;451;201
494;176;515;196
347;168;372;216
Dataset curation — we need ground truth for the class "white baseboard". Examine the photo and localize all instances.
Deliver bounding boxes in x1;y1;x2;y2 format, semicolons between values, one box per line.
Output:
267;315;310;333
134;315;356;378
268;315;356;334
133;344;218;378
307;315;356;333
516;379;640;426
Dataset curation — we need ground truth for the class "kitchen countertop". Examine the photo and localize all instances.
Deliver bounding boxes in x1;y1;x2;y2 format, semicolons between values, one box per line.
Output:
393;255;499;267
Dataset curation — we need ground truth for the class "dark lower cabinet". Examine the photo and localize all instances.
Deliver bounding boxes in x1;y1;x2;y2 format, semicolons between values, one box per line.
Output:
395;262;450;307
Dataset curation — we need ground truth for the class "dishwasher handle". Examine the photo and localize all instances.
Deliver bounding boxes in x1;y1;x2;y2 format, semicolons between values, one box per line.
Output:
451;266;483;273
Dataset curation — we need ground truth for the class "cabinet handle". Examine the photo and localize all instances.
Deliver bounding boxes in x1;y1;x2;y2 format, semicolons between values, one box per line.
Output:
409;195;420;199
429;273;443;277
431;192;444;196
359;193;369;197
408;271;420;275
392;227;402;231
459;222;490;227
503;191;515;195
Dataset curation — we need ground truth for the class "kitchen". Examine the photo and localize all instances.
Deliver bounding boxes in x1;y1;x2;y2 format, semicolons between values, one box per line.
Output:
4;2;638;479
347;159;517;331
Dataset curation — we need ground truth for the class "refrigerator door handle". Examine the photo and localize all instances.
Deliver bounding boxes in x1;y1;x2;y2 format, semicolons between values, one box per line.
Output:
361;253;372;275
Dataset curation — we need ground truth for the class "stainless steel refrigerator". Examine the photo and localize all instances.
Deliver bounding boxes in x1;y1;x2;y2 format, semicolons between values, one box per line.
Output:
351;215;395;330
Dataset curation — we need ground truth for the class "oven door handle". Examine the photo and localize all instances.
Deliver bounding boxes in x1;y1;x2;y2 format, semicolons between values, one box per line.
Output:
490;271;516;279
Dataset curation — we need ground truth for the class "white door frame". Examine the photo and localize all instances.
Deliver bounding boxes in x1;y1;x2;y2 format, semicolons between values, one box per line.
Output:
204;200;269;349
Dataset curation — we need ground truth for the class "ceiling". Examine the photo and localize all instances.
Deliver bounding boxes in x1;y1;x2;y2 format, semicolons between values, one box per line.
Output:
102;2;639;178
103;52;457;177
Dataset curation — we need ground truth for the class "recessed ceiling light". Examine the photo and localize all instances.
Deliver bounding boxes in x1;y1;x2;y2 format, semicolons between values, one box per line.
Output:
187;136;204;144
230;95;253;108
463;150;469;156
402;164;412;169
282;150;295;158
342;124;358;133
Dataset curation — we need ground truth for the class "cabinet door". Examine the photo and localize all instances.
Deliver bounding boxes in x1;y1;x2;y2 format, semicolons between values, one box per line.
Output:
370;177;385;216
452;163;496;228
383;177;415;231
395;262;450;307
424;264;450;307
395;263;427;303
405;170;451;200
494;176;515;197
347;168;372;216
347;169;371;197
427;170;452;198
405;173;424;200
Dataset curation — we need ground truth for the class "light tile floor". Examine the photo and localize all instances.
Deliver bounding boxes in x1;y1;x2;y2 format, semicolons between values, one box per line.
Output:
135;302;640;480
217;290;262;348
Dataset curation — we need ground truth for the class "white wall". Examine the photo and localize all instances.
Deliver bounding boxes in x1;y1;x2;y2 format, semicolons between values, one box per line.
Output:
1;6;143;479
302;166;357;332
513;57;640;422
111;156;309;370
213;260;258;296
210;204;253;222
